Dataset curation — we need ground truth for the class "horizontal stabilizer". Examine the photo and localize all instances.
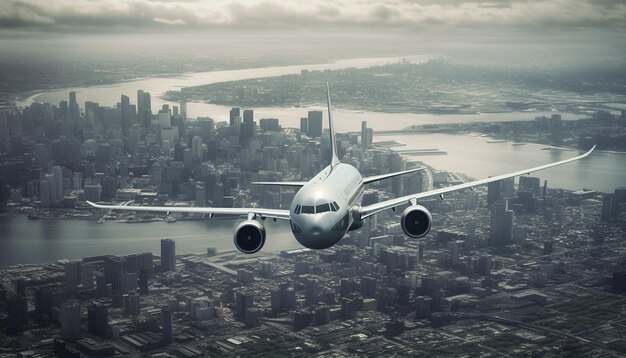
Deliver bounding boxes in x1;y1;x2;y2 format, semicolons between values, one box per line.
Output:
251;181;307;187
362;167;426;184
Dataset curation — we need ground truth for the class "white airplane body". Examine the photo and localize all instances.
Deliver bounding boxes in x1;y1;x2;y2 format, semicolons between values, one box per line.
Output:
88;84;595;253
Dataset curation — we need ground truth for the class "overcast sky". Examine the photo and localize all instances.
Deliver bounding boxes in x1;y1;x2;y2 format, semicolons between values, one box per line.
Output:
1;0;625;33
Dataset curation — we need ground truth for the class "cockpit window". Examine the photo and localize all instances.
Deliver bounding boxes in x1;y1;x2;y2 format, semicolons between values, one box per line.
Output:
301;205;314;214
294;205;301;214
316;203;330;213
331;202;339;211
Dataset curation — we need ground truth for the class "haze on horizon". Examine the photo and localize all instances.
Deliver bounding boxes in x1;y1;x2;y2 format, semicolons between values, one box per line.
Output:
0;0;624;96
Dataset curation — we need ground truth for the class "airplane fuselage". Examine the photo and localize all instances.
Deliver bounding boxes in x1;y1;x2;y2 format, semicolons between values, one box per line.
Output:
289;163;364;249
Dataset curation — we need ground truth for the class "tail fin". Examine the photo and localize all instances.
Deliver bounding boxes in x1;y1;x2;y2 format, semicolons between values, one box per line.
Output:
326;83;341;168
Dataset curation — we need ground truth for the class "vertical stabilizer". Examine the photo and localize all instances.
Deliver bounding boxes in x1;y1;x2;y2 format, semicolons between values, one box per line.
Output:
326;83;341;168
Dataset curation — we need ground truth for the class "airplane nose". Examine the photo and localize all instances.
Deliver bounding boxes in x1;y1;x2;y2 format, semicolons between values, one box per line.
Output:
310;226;323;235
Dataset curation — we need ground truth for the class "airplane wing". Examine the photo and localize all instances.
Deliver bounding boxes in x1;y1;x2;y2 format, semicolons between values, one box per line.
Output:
251;181;307;187
86;201;290;220
358;146;595;220
362;167;426;184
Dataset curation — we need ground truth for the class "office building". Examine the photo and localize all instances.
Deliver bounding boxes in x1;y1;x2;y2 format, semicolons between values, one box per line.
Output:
87;303;108;336
489;200;513;247
162;307;173;344
161;239;176;272
487;180;501;206
307;111;323;137
60;302;82;340
65;260;81;292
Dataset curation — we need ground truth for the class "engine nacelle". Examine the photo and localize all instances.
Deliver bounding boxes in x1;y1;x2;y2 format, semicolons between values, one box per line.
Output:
401;205;432;238
234;220;266;254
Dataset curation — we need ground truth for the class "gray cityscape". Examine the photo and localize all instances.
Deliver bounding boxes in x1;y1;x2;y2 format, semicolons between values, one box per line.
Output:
1;0;626;357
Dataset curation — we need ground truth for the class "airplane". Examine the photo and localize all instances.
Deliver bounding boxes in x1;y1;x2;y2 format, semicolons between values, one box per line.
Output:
88;84;595;254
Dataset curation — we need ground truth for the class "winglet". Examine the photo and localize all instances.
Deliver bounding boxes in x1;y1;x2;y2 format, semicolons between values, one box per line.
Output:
326;83;341;168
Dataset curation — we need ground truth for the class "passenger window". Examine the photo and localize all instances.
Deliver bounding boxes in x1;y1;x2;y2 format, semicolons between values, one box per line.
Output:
301;205;314;214
316;203;330;213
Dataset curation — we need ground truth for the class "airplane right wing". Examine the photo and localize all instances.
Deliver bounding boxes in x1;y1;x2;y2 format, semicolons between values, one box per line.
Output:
362;167;426;184
251;181;307;187
358;145;595;220
86;201;290;220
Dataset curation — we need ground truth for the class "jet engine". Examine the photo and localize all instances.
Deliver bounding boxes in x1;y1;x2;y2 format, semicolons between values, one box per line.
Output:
400;205;432;238
234;220;266;254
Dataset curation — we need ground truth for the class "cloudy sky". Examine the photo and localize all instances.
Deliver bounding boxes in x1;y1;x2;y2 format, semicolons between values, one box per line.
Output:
1;0;625;32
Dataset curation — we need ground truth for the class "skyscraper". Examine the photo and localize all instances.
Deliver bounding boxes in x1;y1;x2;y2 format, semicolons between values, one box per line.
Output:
60;302;82;340
162;307;173;344
487;180;502;206
65;260;81;292
69;92;79;123
7;295;28;332
489;200;514;247
229;107;241;126
87;303;108;336
120;94;132;133
307;111;323;137
192;136;203;164
300;117;308;133
242;109;255;141
361;121;373;150
161;239;176;272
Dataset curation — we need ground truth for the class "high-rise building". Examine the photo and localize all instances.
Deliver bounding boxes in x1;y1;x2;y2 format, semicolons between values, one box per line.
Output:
87;303;108;336
602;194;618;221
242;109;255;140
69;92;80;123
137;90;152;127
192;136;203;164
487;180;502;206
120;95;132;133
489;200;513;247
229;107;241;127
40;179;52;208
51;166;63;201
158;109;171;128
300;117;308;133
519;176;541;196
162;307;173;344
139;269;149;295
361;121;373;150
7;295;28;332
307;111;323;137
447;240;460;266
60;302;82;340
161;239;176;272
65;260;81;292
81;264;94;290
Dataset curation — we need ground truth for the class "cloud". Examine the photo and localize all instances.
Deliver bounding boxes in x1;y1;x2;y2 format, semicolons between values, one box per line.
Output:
0;0;624;32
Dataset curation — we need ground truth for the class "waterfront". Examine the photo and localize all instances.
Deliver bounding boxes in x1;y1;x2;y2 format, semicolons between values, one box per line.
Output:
18;55;585;133
382;133;626;193
0;215;298;269
1;131;624;268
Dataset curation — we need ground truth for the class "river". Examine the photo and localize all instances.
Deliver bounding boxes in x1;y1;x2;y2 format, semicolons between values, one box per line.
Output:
19;55;584;133
1;132;623;269
4;57;623;268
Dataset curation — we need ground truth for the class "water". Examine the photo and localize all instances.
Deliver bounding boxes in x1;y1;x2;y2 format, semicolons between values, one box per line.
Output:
5;56;622;267
382;133;625;193
1;132;622;268
0;216;299;268
19;55;583;133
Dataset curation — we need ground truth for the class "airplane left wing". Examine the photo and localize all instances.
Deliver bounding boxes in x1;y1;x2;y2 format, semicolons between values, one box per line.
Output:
358;145;595;220
86;201;290;220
